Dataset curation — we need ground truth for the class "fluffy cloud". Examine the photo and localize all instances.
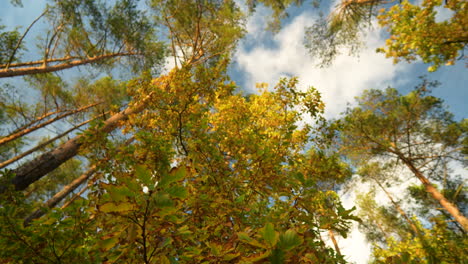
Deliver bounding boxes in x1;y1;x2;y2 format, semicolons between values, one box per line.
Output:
234;8;411;118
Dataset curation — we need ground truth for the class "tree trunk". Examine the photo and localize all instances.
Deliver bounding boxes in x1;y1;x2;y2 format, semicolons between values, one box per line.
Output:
23;136;134;225
374;179;421;236
0;93;153;194
328;229;341;256
0;112;107;169
5;109;62;138
400;155;468;231
0;102;100;146
23;165;97;226
0;52;137;78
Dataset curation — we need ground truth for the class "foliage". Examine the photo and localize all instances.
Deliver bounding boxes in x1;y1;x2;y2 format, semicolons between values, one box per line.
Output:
0;64;357;262
377;0;468;71
303;0;467;69
371;218;468;264
1;0;466;263
0;25;21;65
340;85;468;262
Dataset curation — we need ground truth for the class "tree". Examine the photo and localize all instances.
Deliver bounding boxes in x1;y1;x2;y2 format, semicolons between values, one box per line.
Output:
357;163;421;238
1;0;357;262
371;218;467;264
0;0;165;78
303;0;467;70
0;65;357;262
0;0;245;194
338;84;468;230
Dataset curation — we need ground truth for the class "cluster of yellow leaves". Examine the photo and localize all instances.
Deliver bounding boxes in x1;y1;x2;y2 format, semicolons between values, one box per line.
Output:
377;0;467;71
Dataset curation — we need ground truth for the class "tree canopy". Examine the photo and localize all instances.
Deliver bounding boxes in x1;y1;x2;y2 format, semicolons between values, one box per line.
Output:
0;0;466;263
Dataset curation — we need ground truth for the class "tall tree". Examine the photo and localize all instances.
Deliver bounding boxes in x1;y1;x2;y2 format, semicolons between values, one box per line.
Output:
338;84;468;230
0;0;165;78
303;0;467;69
0;65;356;262
0;0;245;194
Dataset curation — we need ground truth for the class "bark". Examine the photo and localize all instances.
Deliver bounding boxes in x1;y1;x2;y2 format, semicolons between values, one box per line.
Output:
23;166;97;226
0;93;153;194
0;52;138;78
23;136;134;225
328;229;341;256
0;102;100;146
5;109;62;138
374;179;421;236
399;155;468;231
61;172;98;209
0;112;107;169
4;10;47;70
1;56;80;68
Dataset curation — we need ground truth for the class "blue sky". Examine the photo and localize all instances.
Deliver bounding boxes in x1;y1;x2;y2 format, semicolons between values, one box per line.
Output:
1;1;466;263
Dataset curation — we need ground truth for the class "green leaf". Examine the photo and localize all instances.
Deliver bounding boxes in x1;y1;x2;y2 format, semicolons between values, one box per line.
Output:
178;225;193;235
154;193;175;208
243;250;271;262
98;236;119;251
269;248;285;264
136;165;152;187
237;232;266;248
260;223;279;247
160;166;186;187
278;229;303;251
237;232;252;242
223;253;240;261
166;185;188;199
235;194;245;203
100;202;134;213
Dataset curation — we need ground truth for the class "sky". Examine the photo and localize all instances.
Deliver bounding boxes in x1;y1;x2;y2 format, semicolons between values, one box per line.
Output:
1;1;467;263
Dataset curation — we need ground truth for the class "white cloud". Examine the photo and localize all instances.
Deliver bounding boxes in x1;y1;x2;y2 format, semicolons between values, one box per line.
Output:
235;10;411;118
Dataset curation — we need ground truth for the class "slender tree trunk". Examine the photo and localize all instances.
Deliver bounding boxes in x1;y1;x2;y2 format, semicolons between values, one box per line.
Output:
0;52;138;78
374;179;421;236
400;156;468;231
23;165;97;226
375;221;390;241
0;112;107;169
0;102;100;146
0;93;154;194
5;109;62;137
328;229;341;255
61;172;98;209
23;136;134;225
1;56;80;68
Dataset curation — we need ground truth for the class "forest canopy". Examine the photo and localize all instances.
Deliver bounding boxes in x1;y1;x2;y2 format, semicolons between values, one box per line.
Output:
0;0;466;263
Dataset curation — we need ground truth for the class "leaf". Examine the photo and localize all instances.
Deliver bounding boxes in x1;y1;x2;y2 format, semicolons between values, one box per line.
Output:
223;253;240;261
269;248;285;264
154;193;175;208
237;232;252;242
178;225;193;235
207;242;222;256
160;166;186;187
166;185;188;199
107;185;133;202
136;165;152;187
158;256;171;264
237;232;266;248
100;202;134;213
126;223;138;242
278;229;303;251
98;236;119;251
242;250;271;262
260;223;278;247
